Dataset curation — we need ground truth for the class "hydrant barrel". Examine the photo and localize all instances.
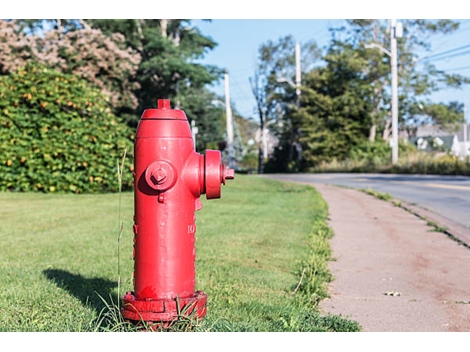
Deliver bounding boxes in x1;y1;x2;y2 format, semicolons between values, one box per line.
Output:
122;99;234;326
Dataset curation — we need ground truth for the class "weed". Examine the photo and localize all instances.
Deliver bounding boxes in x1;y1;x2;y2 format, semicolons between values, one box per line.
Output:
426;221;448;233
294;220;334;306
360;188;393;202
116;148;127;310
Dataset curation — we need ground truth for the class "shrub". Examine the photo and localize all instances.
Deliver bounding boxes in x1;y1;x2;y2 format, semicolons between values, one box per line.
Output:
348;138;391;163
0;62;134;193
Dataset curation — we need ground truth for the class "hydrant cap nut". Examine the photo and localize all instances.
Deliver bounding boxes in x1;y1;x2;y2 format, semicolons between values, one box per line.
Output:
145;160;176;191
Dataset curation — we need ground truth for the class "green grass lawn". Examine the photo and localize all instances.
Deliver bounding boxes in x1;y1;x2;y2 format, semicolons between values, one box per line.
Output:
0;175;360;332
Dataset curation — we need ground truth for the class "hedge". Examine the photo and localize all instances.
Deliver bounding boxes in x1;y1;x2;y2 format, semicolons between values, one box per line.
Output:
0;63;134;193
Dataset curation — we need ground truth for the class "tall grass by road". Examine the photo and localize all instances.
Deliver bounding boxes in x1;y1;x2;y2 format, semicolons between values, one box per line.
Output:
0;175;359;332
312;149;470;176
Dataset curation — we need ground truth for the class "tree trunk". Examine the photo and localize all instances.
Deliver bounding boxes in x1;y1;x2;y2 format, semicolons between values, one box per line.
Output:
258;144;264;174
382;114;391;141
160;19;168;38
135;19;144;53
368;124;377;142
258;120;265;174
369;82;382;142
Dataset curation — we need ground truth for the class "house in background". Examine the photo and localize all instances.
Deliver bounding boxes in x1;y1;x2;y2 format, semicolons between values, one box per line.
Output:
409;135;460;156
402;124;469;159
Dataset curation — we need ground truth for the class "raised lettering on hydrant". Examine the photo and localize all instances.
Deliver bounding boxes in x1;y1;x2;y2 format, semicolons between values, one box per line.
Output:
121;99;234;327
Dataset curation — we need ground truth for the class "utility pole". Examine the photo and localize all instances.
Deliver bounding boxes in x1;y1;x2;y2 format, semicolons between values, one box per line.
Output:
390;19;400;165
224;71;234;169
365;20;402;165
464;102;468;158
295;41;301;107
191;120;198;151
276;41;302;161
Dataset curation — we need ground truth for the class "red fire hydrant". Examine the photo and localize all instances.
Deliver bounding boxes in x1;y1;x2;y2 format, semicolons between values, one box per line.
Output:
122;99;234;327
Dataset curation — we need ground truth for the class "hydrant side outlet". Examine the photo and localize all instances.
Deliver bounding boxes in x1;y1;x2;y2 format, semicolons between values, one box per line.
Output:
122;99;234;327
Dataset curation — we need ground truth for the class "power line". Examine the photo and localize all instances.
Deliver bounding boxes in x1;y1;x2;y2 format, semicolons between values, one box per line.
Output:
420;44;470;62
415;19;470;60
427;49;470;63
441;64;470;72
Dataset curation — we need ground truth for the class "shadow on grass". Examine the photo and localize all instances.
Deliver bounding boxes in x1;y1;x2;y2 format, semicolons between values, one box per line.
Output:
43;268;117;315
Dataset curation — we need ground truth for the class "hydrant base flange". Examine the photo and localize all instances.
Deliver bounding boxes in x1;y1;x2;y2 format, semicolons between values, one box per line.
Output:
121;290;207;324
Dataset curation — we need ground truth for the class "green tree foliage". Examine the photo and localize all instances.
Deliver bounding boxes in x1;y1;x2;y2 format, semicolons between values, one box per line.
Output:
296;42;373;168
0;63;134;193
267;39;374;171
173;87;225;153
87;20;223;125
404;101;464;136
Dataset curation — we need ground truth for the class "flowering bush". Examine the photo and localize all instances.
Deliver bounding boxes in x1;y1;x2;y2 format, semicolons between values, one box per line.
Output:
0;20;141;111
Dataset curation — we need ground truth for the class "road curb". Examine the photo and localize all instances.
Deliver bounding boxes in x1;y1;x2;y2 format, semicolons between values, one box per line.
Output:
335;184;470;249
260;174;470;249
396;200;470;249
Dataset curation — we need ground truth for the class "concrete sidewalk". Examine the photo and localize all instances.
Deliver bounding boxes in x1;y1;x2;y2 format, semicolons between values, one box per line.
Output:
314;184;470;332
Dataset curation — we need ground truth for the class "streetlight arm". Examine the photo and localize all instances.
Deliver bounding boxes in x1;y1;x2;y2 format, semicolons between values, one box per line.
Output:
276;77;296;89
277;77;301;101
365;43;392;57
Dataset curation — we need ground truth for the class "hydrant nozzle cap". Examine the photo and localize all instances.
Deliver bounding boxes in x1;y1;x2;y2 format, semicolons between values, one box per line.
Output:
158;99;171;110
225;168;235;180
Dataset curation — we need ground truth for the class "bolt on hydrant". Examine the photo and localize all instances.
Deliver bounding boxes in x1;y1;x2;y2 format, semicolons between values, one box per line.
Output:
121;99;234;328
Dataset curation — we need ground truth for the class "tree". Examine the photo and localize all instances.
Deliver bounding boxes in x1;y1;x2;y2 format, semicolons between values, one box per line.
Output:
87;19;224;127
296;41;374;168
173;87;225;154
251;35;321;172
332;20;470;141
266;19;470;171
404;101;464;137
249;71;269;174
87;19;227;153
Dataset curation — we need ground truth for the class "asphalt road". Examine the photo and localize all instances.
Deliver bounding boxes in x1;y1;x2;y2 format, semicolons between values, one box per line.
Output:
262;173;470;227
262;173;470;247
